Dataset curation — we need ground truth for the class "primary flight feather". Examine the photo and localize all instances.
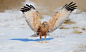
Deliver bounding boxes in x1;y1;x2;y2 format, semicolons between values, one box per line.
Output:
20;2;77;43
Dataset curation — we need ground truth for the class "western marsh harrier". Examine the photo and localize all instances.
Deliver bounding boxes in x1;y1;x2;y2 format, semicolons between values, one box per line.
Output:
20;1;77;43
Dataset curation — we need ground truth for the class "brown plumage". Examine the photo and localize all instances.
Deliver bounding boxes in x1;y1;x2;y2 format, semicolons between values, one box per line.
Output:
20;2;77;43
37;22;49;43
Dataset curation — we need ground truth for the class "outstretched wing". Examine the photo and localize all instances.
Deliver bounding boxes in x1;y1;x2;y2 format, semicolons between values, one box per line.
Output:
20;4;42;32
48;2;77;32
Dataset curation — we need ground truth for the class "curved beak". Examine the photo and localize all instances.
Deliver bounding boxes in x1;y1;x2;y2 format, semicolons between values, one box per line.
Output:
44;24;46;27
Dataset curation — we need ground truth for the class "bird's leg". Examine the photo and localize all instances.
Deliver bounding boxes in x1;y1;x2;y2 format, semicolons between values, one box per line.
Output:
39;35;43;43
39;32;43;43
44;35;48;43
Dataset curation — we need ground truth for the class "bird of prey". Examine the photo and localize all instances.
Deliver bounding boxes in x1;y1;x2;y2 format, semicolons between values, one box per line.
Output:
20;1;77;43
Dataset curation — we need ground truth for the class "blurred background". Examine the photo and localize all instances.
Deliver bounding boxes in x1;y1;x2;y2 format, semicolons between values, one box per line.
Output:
0;0;86;19
0;0;86;12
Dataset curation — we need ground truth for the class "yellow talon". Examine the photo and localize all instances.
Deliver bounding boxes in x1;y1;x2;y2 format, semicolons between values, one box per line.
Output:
39;41;43;43
45;41;48;43
39;39;43;43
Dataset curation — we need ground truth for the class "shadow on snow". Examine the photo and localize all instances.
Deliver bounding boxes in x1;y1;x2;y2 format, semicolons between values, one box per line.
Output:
10;38;54;42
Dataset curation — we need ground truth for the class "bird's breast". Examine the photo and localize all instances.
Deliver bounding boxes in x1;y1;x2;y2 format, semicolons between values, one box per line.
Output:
40;26;49;33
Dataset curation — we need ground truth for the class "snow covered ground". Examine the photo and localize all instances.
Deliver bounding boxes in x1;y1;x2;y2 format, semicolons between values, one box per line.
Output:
0;0;86;52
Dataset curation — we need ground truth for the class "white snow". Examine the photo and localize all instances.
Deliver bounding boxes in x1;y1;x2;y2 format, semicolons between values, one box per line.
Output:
0;0;86;52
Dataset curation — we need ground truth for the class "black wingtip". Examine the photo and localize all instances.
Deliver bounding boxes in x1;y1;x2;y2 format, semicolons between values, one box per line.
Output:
26;4;30;7
20;10;24;13
23;6;28;8
63;2;77;12
30;5;35;9
20;4;35;13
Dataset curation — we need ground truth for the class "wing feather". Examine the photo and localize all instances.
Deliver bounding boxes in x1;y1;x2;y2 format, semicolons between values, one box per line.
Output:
20;4;42;32
48;2;77;32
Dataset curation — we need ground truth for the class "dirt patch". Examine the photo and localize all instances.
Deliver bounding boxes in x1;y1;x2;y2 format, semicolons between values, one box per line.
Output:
64;19;76;25
74;29;83;34
0;0;25;12
74;44;86;52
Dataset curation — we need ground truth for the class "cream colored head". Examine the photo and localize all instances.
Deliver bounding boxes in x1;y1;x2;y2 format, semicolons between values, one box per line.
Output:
42;22;48;27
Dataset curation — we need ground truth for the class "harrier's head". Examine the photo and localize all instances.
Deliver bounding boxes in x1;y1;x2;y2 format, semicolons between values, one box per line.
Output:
42;22;48;27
